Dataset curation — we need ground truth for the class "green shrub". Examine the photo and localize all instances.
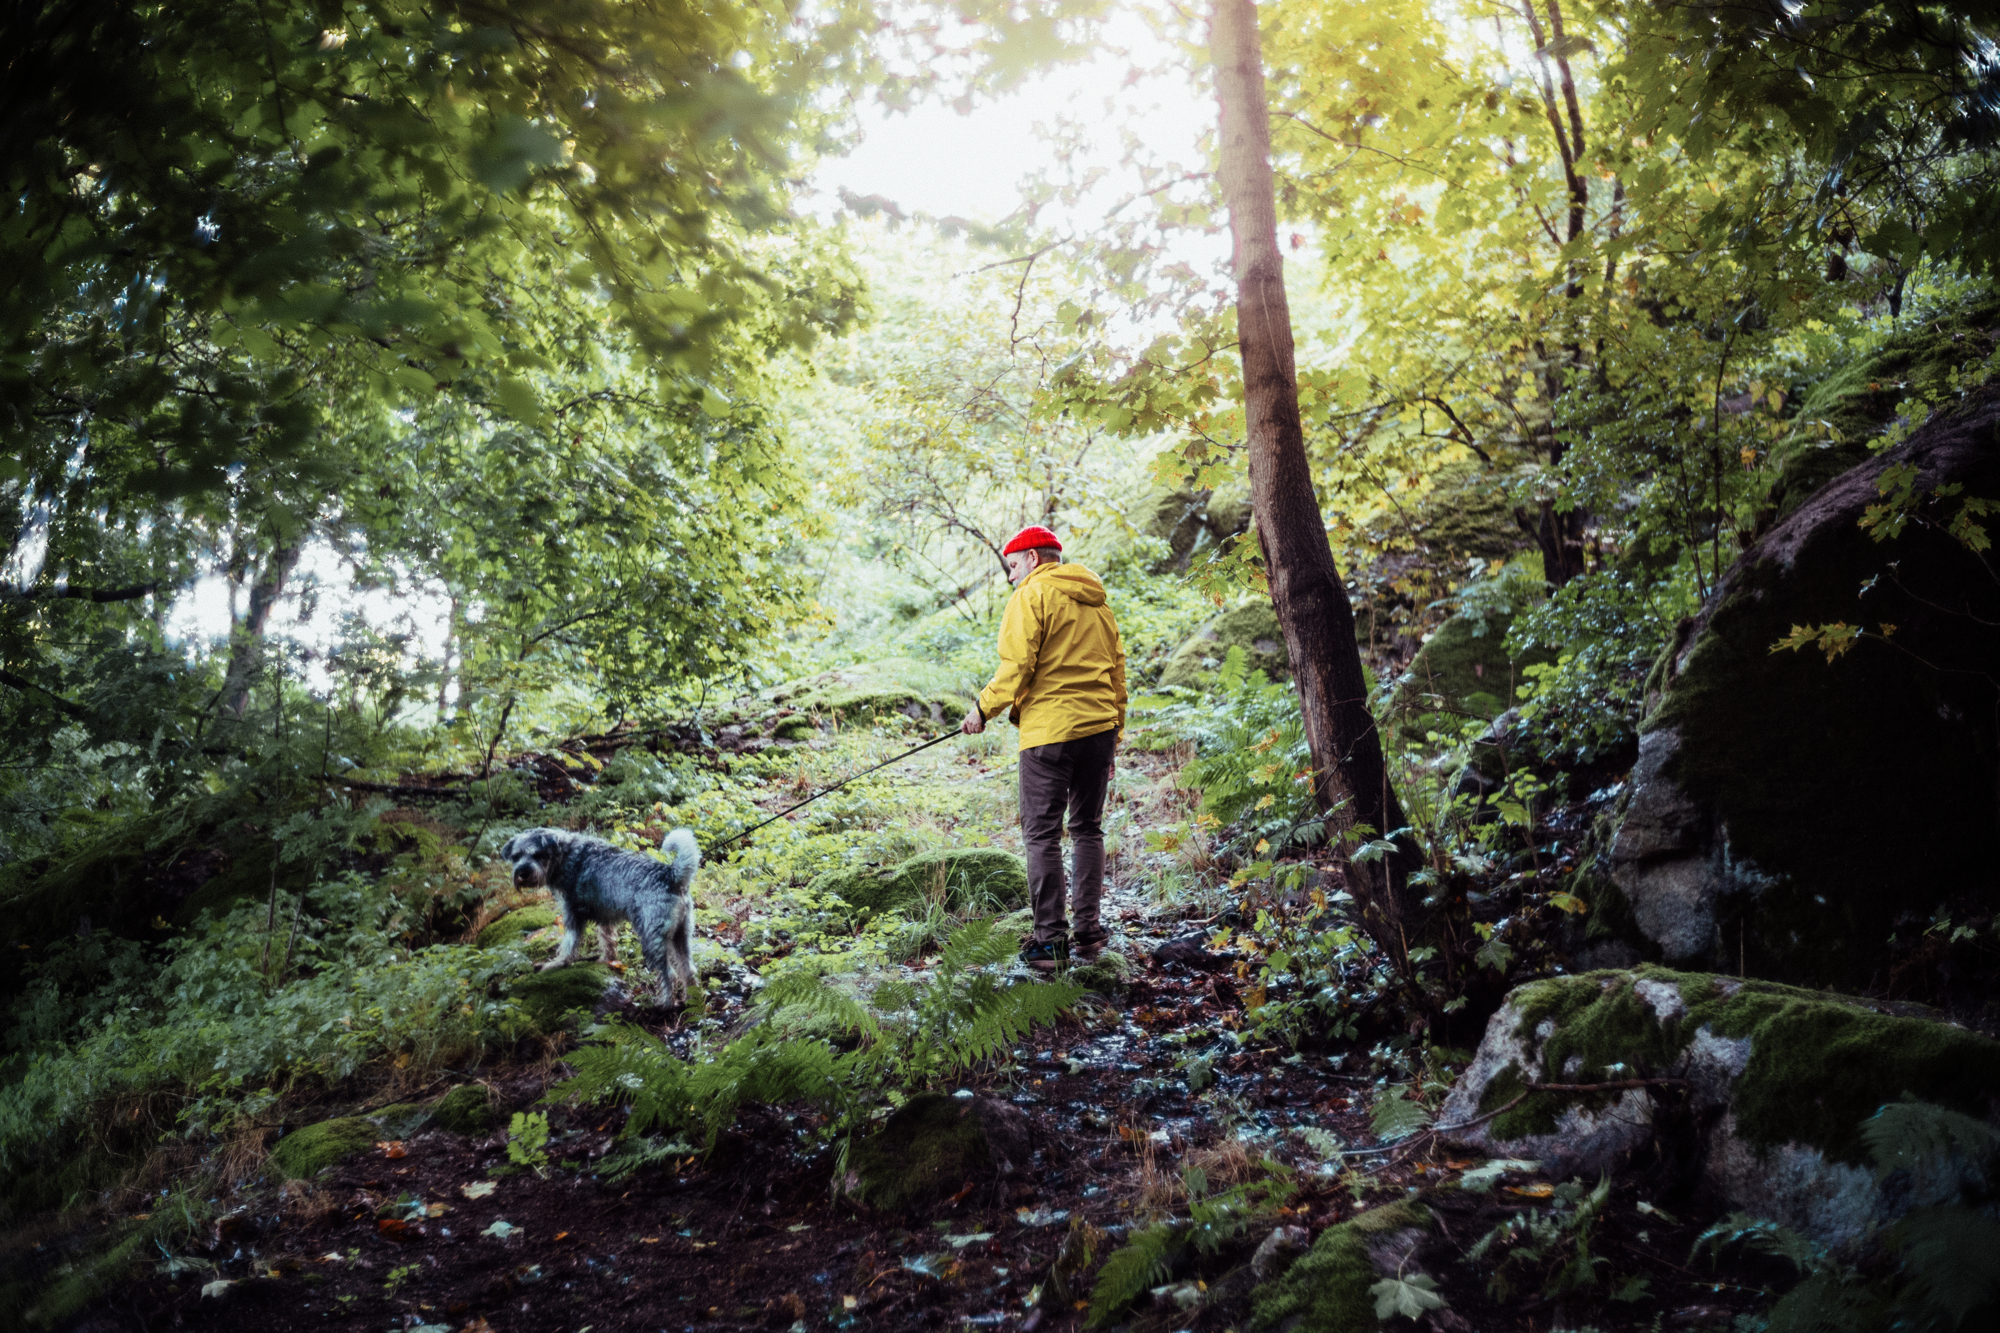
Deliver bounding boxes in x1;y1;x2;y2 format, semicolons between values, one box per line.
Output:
1143;647;1319;852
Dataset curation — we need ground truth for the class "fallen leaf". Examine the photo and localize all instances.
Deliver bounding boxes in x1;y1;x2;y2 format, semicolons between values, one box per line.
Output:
1506;1182;1556;1198
200;1279;233;1299
554;1231;569;1241
377;1141;407;1159
426;1203;449;1217
459;1181;497;1200
481;1220;521;1239
458;1319;495;1333
639;1236;660;1244
377;1217;418;1241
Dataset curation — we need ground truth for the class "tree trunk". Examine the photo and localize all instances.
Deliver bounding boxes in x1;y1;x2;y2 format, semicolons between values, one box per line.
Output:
222;536;304;719
1209;0;1419;960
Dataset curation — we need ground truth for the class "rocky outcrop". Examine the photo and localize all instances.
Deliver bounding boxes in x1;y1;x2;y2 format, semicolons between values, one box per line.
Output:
1606;384;2000;985
1440;968;2000;1251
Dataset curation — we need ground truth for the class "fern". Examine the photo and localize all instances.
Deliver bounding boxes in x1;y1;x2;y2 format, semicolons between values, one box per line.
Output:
1861;1100;2000;1182
598;1136;695;1183
548;920;1079;1157
1086;1223;1185;1328
1369;1085;1432;1143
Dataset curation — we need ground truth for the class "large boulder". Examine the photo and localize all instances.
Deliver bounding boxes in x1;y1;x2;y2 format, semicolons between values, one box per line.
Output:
839;1091;1031;1212
1388;610;1555;732
1605;384;2000;985
1160;598;1289;689
1440;968;2000;1250
811;848;1028;916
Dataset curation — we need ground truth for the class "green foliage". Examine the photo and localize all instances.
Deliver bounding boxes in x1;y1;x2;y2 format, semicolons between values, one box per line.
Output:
1368;1085;1431;1144
547;919;1079;1156
1466;1175;1611;1301
0;869;533;1176
1505;569;1698;765
506;1112;551;1176
1144;648;1319;852
1087;1162;1298;1327
1086;1222;1183;1327
1371;1273;1446;1320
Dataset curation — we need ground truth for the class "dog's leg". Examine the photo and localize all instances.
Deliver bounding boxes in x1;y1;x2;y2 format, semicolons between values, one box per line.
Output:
596;922;621;967
537;897;582;972
636;900;691;1008
669;899;696;1008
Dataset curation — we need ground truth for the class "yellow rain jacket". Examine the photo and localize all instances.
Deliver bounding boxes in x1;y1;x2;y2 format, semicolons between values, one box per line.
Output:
976;562;1127;750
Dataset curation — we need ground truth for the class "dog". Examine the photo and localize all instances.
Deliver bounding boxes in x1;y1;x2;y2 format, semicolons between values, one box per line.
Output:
498;826;701;1007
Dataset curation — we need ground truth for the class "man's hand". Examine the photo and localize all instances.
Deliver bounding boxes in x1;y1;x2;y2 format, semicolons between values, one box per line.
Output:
961;708;985;735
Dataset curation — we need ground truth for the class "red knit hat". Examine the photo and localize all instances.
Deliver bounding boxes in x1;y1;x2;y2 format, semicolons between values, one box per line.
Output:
1002;525;1062;555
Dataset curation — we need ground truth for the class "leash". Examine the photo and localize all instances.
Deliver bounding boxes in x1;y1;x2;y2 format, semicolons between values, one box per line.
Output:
708;728;963;853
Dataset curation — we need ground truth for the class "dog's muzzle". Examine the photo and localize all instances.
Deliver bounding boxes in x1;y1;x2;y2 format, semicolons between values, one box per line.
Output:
512;865;546;889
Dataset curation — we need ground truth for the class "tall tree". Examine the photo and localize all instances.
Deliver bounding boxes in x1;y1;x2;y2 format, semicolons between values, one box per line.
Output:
1208;0;1417;958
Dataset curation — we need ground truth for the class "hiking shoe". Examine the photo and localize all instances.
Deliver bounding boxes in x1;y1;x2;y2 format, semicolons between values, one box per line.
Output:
1019;940;1066;973
1072;931;1109;962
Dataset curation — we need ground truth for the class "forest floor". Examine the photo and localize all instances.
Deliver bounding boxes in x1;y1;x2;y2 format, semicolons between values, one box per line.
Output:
39;740;1794;1333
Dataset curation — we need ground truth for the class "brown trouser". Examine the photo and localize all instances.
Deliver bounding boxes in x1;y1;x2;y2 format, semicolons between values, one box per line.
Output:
1018;725;1118;947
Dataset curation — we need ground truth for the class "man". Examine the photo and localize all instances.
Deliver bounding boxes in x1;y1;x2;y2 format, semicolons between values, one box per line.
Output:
961;525;1128;971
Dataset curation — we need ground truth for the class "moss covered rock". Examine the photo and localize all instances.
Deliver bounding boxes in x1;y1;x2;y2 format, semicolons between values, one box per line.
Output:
839;1092;1031;1212
1160;598;1288;689
431;1084;497;1135
1069;950;1131;996
1140;483;1252;573
1248;1199;1430;1333
1608;386;2000;984
811;848;1028;916
765;658;971;729
1389;610;1554;729
1441;967;2000;1248
507;963;617;1031
268;1117;380;1181
476;904;561;953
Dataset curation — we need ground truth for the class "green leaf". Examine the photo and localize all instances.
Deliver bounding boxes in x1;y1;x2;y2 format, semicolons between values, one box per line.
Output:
1371;1273;1447;1320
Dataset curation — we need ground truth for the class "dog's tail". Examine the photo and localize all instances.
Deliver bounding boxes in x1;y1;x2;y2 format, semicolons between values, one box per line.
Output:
662;827;701;880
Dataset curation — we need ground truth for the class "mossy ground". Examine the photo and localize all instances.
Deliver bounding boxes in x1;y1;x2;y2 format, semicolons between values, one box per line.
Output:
812;848;1028;916
430;1083;496;1135
1248;1199;1429;1333
267;1117;380;1181
1480;967;2000;1164
842;1092;997;1213
475;903;560;951
506;963;615;1031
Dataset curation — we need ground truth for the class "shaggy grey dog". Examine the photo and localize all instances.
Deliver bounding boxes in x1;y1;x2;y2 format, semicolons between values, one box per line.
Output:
498;826;700;1006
